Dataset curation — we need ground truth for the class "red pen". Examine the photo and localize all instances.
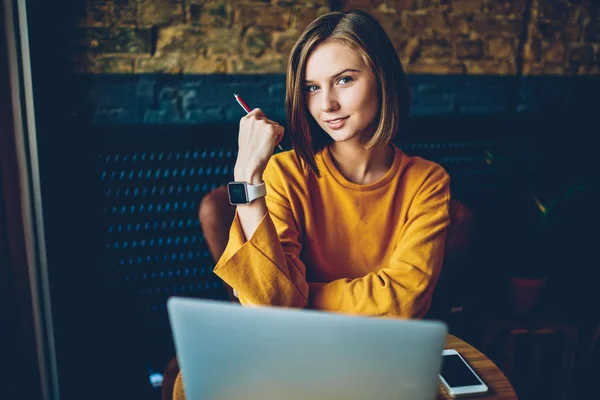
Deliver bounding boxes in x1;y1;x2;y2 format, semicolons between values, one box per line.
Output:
234;93;284;151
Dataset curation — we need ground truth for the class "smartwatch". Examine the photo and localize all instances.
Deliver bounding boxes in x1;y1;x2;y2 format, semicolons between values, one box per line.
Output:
227;181;267;205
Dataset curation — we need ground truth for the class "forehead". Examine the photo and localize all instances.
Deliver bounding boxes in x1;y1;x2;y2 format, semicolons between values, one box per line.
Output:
304;41;365;80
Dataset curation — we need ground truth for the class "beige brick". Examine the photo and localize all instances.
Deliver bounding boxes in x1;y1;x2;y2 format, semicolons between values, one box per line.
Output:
410;0;435;10
371;11;404;40
156;27;206;56
453;0;482;14
523;38;541;62
449;14;474;36
522;63;568;75
483;0;526;19
183;56;228;73
428;11;452;35
135;56;184;74
74;27;152;54
80;2;111;26
386;0;419;11
227;55;287;73
487;37;515;60
397;37;420;65
273;0;329;6
244;27;270;58
74;54;135;74
88;55;135;73
236;4;293;31
403;12;452;36
290;5;329;31
542;42;567;65
522;63;544;75
114;1;137;26
577;65;600;75
402;12;433;35
206;28;242;56
338;0;386;11
189;0;232;28
563;24;582;41
420;38;452;58
455;39;483;59
156;26;241;58
473;15;522;36
272;29;301;56
138;0;186;27
464;59;515;74
291;6;317;31
404;62;466;74
569;44;595;66
569;4;595;27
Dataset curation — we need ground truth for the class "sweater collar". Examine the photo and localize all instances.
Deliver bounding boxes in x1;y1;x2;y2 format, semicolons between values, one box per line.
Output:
320;144;402;191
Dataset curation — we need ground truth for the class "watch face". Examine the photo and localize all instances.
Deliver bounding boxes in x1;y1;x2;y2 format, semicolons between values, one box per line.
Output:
227;182;248;204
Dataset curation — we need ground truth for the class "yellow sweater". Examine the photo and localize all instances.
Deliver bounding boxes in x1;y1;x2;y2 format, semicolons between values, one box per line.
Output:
214;143;451;319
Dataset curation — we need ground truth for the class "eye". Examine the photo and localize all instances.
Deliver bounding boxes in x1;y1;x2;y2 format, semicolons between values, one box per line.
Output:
304;85;319;93
337;76;353;85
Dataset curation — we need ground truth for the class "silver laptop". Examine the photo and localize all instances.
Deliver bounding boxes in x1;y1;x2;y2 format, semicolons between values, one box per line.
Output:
167;297;447;400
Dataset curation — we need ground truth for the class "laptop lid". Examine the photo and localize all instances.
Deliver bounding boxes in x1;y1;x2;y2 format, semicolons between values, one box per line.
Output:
167;297;447;400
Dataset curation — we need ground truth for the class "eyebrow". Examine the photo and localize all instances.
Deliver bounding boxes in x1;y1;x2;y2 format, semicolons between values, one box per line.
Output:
304;68;360;84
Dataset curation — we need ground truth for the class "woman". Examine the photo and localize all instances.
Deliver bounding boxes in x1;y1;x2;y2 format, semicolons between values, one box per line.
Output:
217;9;450;318
170;9;451;400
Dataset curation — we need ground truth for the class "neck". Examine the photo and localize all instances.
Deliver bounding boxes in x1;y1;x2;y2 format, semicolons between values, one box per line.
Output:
329;142;395;185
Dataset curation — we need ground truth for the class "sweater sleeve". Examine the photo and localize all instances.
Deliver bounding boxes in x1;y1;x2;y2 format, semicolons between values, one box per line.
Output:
307;168;451;319
212;160;309;308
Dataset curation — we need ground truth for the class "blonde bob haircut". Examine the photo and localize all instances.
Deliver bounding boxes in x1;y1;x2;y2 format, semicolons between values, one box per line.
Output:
285;10;411;176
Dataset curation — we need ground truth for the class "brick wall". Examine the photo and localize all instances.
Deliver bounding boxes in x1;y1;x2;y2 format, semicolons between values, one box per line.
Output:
72;0;600;75
525;0;600;74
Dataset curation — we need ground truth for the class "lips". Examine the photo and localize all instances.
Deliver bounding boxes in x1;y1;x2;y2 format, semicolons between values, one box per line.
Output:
324;117;348;123
324;116;349;130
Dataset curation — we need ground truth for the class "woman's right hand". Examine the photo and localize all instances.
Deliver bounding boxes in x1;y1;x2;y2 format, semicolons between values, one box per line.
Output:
234;108;284;184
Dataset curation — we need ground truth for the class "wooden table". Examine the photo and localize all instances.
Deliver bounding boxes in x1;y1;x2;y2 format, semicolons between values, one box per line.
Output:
173;334;517;400
440;334;517;399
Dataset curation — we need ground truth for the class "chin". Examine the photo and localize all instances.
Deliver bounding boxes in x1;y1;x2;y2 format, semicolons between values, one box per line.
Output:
320;124;354;141
327;131;354;142
327;128;364;144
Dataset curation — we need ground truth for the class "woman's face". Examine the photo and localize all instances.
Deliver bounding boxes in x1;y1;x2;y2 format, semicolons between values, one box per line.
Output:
304;41;380;145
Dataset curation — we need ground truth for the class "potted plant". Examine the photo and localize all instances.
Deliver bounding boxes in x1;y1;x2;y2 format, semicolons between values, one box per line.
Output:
483;148;587;316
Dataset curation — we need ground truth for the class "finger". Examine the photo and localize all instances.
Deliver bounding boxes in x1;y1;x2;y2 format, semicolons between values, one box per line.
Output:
247;108;266;119
246;111;280;126
262;118;281;126
271;125;285;146
275;132;284;146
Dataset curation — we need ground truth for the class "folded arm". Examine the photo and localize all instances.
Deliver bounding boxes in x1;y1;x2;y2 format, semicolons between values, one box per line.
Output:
214;205;309;308
308;171;450;318
215;162;450;318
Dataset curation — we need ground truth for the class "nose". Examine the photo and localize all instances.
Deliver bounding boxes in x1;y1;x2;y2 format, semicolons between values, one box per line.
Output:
320;87;340;113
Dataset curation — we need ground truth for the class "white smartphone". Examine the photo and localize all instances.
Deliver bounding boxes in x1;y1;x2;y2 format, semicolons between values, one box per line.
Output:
439;349;489;398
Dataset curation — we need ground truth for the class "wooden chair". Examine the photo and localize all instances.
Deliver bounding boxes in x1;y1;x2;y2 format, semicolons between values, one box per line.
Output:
476;317;580;400
161;185;474;400
569;322;600;399
426;198;474;323
196;185;238;302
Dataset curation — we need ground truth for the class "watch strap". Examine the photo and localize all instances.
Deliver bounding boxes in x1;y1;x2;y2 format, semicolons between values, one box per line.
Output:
246;181;266;202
